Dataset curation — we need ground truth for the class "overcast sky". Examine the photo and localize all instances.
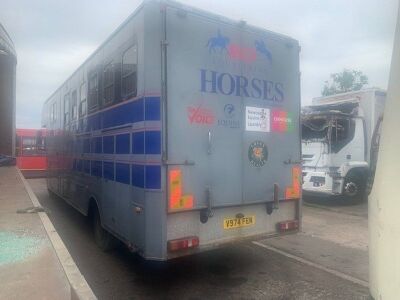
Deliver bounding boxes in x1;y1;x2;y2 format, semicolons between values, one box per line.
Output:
1;0;398;128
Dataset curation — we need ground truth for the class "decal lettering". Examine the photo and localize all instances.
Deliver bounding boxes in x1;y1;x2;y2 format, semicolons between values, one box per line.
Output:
246;106;270;132
200;69;284;102
218;104;240;129
187;106;215;125
272;110;294;132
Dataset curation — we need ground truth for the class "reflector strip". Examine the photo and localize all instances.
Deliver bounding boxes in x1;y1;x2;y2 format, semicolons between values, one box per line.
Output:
169;169;194;211
285;166;301;199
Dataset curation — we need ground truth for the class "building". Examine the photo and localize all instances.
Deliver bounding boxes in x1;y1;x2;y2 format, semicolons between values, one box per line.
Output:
0;23;17;156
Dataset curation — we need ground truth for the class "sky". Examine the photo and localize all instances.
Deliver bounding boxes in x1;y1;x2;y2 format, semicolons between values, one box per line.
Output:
0;0;398;128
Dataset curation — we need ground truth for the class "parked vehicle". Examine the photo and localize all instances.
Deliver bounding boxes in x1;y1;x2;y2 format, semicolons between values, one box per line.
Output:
302;88;386;202
42;0;301;260
15;128;47;178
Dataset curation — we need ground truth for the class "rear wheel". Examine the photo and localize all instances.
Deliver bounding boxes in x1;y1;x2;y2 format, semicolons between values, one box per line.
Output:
343;173;366;204
92;206;119;251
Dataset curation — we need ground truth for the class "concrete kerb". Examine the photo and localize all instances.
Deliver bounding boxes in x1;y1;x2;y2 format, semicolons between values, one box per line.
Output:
18;169;97;300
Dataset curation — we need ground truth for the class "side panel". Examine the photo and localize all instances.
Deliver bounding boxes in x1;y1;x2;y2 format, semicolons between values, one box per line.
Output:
165;7;301;209
164;5;301;255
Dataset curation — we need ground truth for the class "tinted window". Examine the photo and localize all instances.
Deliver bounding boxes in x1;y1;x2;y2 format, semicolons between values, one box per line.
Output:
88;73;98;110
122;45;137;98
71;90;77;120
21;137;44;156
64;93;70;125
103;62;114;105
51;102;57;123
79;82;87;117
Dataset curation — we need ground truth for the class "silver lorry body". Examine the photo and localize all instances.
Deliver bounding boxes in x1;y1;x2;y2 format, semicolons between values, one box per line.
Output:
42;0;301;260
302;88;386;197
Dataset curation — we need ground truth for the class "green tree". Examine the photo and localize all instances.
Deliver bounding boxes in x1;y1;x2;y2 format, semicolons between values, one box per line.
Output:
322;69;368;96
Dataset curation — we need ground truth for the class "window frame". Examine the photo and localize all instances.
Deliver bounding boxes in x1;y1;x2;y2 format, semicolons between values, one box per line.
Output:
103;61;115;105
121;44;138;99
64;92;70;126
51;101;57;124
88;71;99;111
79;81;87;118
71;89;78;121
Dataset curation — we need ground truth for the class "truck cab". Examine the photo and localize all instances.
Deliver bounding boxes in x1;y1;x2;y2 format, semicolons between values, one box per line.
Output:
301;89;386;201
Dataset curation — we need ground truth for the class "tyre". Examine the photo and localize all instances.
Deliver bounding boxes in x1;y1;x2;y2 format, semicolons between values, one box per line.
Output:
92;206;119;251
343;173;366;204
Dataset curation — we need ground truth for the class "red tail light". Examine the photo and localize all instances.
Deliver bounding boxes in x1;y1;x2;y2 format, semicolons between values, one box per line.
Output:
277;220;299;232
167;236;199;252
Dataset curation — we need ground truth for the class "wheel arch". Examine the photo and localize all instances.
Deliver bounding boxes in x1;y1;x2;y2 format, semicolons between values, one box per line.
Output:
86;195;101;220
342;165;369;180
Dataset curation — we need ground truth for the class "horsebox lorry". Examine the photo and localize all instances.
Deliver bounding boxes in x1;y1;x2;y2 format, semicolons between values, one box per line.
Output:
302;88;386;202
42;0;301;260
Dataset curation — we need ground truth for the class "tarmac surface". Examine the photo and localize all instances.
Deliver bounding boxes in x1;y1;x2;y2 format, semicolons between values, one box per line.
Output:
30;178;369;300
0;167;70;299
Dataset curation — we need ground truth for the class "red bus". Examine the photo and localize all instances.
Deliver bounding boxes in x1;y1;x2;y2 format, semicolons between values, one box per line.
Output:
16;129;47;178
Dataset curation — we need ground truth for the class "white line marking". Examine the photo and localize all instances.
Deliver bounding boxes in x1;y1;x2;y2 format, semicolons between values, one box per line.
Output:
252;240;369;288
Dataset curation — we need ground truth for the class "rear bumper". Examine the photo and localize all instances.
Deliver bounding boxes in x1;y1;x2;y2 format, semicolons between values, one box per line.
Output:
166;200;299;260
167;229;299;260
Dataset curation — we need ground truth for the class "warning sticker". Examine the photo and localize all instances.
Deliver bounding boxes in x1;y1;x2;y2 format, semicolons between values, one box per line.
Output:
245;106;270;132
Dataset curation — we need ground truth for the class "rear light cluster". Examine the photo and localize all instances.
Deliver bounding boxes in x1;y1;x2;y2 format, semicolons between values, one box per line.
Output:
167;236;199;252
277;220;299;232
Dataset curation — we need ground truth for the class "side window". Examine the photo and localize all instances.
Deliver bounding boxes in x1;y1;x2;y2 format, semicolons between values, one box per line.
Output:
79;82;87;117
64;93;70;125
51;102;57;123
330;118;356;153
121;45;137;98
22;137;37;156
103;62;114;105
88;72;99;110
71;90;78;120
36;133;46;155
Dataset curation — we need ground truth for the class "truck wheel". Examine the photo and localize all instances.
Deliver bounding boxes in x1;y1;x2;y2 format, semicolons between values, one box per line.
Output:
343;174;366;204
92;207;119;252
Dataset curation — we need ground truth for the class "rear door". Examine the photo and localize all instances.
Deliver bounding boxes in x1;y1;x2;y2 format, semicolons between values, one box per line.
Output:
165;6;300;211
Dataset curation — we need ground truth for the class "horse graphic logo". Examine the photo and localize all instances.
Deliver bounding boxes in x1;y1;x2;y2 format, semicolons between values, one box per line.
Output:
206;30;230;53
255;40;272;62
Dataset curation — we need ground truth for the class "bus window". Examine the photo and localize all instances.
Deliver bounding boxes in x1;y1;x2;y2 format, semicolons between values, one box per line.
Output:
22;137;37;156
121;45;137;98
64;93;70;126
79;82;87;117
88;72;99;110
36;135;46;155
71;90;77;120
103;62;114;105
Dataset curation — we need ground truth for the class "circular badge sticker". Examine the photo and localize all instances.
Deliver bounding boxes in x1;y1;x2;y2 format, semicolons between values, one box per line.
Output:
248;141;268;167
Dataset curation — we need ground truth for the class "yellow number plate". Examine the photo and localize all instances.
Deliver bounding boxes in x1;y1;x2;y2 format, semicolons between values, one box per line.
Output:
223;216;255;229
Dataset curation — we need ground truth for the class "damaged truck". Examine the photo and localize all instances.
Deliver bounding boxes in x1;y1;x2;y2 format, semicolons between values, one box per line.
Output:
301;88;386;202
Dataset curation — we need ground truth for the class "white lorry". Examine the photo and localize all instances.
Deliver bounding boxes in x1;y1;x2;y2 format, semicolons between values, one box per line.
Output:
301;88;386;201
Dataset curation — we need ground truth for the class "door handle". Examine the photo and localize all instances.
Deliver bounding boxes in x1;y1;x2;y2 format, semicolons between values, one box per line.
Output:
208;130;212;155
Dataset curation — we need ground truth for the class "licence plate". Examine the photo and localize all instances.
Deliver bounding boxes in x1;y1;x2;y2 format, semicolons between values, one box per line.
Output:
223;216;255;229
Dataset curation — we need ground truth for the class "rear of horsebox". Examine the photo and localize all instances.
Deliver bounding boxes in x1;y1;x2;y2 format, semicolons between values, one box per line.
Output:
151;1;301;259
